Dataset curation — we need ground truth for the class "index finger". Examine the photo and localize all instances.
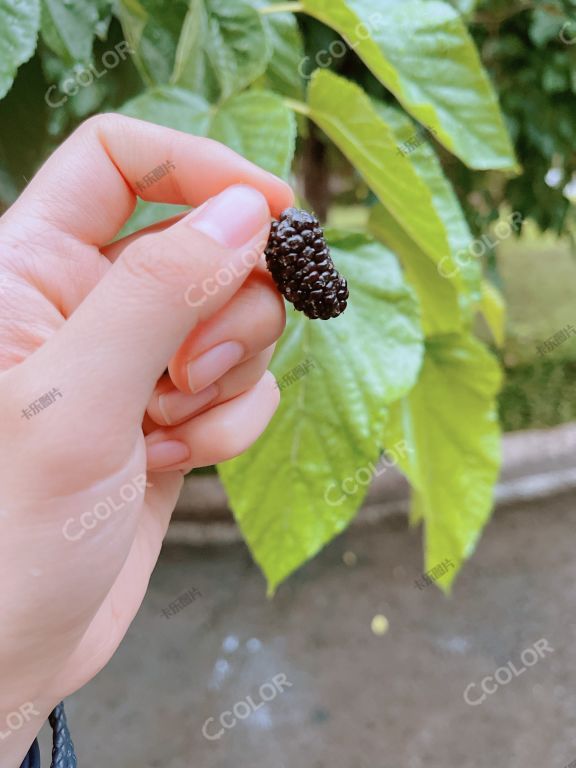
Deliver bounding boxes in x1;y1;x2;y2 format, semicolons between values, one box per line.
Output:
3;113;294;246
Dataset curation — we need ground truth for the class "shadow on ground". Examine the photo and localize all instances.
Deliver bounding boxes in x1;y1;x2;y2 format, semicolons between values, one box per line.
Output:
52;492;576;768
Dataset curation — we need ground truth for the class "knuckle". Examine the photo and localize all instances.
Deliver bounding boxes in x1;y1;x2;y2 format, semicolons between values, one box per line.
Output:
76;112;118;137
120;233;188;290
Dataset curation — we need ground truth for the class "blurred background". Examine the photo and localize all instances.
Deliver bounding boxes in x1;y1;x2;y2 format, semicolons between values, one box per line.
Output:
3;0;576;765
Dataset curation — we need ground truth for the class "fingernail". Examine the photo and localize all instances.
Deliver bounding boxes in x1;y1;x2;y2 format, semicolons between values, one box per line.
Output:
190;185;268;248
158;384;218;425
147;440;190;469
187;341;244;393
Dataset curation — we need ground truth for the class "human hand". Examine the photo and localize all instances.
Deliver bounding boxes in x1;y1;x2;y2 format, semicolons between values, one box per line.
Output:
0;114;293;766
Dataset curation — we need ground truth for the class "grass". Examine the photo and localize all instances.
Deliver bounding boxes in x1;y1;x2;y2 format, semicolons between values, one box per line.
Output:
496;224;576;431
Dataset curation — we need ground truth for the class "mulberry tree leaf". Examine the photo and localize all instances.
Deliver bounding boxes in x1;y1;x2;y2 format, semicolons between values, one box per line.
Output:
40;0;108;65
386;334;502;592
301;0;517;170
0;0;40;99
116;0;189;85
210;90;296;179
368;101;481;335
307;71;452;272
218;232;423;593
172;0;271;100
249;0;305;98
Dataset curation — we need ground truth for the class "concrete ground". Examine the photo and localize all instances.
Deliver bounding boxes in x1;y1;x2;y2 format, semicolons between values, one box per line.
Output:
44;490;576;768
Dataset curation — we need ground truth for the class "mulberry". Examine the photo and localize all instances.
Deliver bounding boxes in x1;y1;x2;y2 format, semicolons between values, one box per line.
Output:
265;207;349;320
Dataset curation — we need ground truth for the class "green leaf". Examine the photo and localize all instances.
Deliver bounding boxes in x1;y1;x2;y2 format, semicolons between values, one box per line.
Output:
120;85;212;133
0;0;40;99
480;279;505;349
218;231;424;593
300;0;517;170
369;203;461;337
386;334;502;591
211;90;296;178
368;101;481;333
120;85;296;178
172;0;271;100
40;0;104;65
446;0;478;17
250;0;305;98
307;71;452;269
116;0;189;85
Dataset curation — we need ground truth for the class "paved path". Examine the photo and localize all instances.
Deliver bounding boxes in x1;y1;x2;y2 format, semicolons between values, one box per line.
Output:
47;491;576;768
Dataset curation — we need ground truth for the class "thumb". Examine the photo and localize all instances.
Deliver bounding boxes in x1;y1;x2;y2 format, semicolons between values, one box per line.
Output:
15;184;271;435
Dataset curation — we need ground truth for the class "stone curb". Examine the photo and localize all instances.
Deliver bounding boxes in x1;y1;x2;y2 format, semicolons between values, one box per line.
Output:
166;422;576;546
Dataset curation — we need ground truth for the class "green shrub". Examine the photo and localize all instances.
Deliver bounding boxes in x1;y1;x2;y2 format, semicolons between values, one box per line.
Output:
1;0;572;592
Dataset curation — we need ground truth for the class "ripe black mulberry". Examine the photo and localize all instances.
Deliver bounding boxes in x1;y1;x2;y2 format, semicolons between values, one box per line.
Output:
265;207;349;320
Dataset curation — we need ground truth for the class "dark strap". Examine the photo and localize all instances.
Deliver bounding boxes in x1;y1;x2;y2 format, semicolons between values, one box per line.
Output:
20;703;77;768
19;739;40;768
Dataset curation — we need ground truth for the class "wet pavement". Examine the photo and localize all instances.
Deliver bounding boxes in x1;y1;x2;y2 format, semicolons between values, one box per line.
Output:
49;491;576;768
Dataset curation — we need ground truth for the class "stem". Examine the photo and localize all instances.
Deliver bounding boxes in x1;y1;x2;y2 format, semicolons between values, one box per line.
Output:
283;98;311;116
259;2;303;15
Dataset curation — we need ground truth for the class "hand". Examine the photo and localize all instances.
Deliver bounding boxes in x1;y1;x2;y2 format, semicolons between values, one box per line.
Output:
0;114;293;766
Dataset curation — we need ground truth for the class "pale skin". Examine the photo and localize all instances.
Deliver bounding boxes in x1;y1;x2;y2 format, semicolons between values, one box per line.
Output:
0;114;294;767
